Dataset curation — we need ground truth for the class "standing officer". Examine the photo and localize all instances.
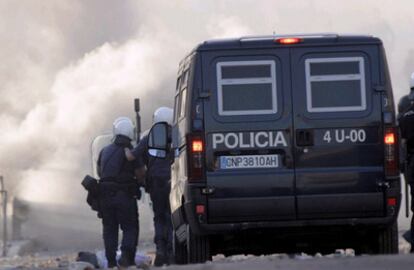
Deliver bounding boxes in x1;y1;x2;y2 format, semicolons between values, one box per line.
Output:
97;117;142;267
398;73;414;253
125;107;174;266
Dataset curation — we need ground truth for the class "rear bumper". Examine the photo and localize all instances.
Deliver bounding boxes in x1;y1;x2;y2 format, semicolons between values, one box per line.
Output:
179;180;401;236
183;199;400;236
185;204;398;234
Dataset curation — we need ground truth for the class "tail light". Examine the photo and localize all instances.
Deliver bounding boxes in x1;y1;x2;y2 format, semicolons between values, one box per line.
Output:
384;127;399;177
387;197;397;207
187;133;205;181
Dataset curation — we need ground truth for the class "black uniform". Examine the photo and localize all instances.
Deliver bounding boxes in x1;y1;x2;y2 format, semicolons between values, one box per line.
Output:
398;94;414;253
97;135;140;267
131;135;173;266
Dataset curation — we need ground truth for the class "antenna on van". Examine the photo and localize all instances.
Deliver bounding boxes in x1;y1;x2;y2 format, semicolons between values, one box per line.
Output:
134;98;141;143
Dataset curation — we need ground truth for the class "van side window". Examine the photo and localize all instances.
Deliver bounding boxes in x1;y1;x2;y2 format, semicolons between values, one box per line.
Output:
175;69;190;121
216;60;277;116
173;93;180;123
173;75;182;123
182;70;189;89
179;88;187;119
176;77;181;92
305;57;366;113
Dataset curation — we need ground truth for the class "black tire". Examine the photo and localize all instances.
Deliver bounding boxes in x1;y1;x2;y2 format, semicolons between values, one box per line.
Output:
173;230;187;265
378;221;399;254
186;224;211;264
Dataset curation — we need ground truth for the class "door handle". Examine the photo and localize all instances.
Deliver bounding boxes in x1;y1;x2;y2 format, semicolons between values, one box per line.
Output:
296;130;314;147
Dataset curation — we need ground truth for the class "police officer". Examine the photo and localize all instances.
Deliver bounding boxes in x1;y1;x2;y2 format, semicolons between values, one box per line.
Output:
125;107;174;266
97;117;142;267
398;72;414;253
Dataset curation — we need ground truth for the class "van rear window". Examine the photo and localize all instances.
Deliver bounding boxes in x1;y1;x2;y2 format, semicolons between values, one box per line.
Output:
305;57;366;112
222;83;273;111
310;61;360;76
217;61;277;116
222;65;271;79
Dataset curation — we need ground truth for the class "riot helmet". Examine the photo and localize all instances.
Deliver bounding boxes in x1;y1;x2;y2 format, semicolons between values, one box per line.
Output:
411;72;414;90
113;116;135;140
409;72;414;101
153;107;173;125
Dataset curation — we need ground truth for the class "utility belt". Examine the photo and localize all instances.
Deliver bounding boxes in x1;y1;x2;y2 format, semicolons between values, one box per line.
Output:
81;174;141;219
99;177;140;198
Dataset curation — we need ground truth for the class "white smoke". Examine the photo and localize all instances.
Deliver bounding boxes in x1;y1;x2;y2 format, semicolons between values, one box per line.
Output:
15;40;170;203
1;0;414;249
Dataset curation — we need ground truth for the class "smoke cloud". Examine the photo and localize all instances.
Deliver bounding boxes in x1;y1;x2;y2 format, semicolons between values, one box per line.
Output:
1;0;413;249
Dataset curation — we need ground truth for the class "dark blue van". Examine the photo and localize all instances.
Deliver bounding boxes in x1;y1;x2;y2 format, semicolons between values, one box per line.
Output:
150;34;401;263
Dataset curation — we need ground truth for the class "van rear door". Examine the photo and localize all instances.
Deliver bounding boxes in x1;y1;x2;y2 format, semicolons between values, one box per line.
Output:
202;50;296;223
291;46;385;219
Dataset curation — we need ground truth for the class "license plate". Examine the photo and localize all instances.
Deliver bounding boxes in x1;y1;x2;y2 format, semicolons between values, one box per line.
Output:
220;154;279;169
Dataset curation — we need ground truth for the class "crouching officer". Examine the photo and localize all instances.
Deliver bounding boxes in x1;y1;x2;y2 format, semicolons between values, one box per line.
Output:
125;107;174;266
97;117;143;267
398;72;414;253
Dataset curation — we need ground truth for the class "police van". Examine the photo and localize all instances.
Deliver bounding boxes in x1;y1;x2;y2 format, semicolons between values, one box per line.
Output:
148;34;401;263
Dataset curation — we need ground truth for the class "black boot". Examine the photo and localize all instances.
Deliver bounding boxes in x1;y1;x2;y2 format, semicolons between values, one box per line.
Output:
118;251;135;268
107;260;117;268
154;253;167;267
166;242;174;265
154;241;167;267
411;221;414;253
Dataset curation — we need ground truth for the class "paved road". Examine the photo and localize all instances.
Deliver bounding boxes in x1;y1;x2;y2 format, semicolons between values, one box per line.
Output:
1;252;414;269
166;254;414;270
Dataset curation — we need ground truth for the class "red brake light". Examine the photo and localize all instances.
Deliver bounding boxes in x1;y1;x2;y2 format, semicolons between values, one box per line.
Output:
384;127;399;177
196;204;205;214
384;133;395;145
276;37;302;44
187;134;205;182
387;198;397;207
192;139;203;152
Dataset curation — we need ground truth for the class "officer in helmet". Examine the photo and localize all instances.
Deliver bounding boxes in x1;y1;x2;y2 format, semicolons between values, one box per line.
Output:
398;72;414;253
125;107;174;266
97;117;143;267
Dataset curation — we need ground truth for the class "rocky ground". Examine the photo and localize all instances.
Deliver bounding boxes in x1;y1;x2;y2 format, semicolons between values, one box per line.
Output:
0;232;411;269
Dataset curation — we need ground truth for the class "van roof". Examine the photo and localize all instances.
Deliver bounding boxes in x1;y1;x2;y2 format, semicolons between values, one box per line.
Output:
194;33;382;51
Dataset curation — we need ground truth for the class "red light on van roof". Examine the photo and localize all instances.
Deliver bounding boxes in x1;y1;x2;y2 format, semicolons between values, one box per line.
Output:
276;37;302;44
384;133;395;145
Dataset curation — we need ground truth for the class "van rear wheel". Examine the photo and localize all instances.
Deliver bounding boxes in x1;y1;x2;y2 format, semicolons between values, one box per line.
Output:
187;224;211;264
378;221;399;254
